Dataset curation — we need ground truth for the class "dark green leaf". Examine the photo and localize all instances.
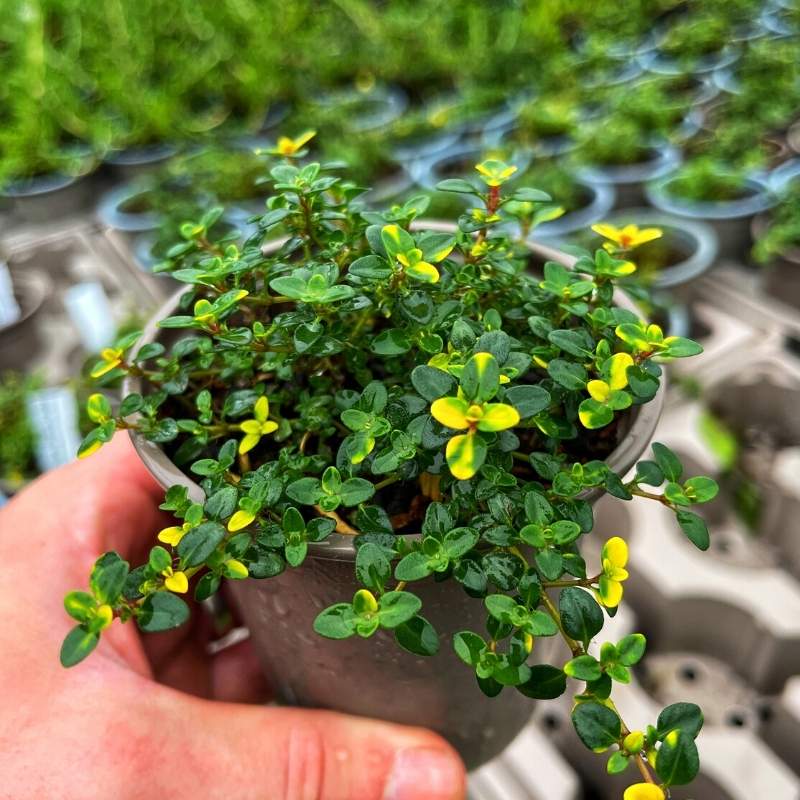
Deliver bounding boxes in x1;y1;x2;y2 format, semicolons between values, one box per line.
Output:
559;587;604;646
676;510;710;550
655;729;700;786
177;521;226;567
571;702;622;752
517;664;567;699
60;626;99;667
138;592;190;632
314;603;357;639
395;615;440;656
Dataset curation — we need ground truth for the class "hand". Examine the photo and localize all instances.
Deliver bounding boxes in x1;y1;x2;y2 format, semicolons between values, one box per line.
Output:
0;433;466;799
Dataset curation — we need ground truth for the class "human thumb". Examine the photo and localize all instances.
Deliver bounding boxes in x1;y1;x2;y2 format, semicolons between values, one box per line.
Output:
142;686;467;800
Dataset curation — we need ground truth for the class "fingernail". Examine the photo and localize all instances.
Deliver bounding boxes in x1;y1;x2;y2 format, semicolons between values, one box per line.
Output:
384;746;464;800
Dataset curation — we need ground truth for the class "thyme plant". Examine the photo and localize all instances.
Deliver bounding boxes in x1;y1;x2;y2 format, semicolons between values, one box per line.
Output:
64;142;716;800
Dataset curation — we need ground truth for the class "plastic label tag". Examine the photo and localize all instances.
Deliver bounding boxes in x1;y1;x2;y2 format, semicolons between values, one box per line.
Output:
0;262;22;328
25;386;82;472
63;281;116;353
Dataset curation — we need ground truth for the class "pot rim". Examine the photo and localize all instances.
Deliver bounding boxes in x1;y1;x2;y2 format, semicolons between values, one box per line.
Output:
410;141;535;192
751;210;800;266
533;178;617;239
104;142;179;167
637;43;740;76
645;173;776;219
576;142;681;186
125;230;665;561
97;182;163;232
2;171;84;199
0;269;49;334
589;207;720;288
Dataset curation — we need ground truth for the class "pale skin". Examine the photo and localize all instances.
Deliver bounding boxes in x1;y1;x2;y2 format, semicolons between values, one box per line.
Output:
0;434;466;800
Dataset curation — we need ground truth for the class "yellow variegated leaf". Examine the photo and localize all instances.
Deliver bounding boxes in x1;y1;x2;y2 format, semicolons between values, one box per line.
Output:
293;130;316;149
445;432;481;480
598;575;623;607
430;242;455;262
607;353;634;391
228;509;257;532
240;419;262;434
623;783;665;800
239;432;261;454
602;536;629;568
253;396;269;422
86;393;111;423
629;226;662;246
193;299;215;322
95;604;114;630
77;438;104;459
225;559;249;579
476;403;520;432
262;420;279;434
164;571;189;594
431;396;470;429
158;524;189;546
591;223;622;242
646;323;664;342
587;379;611;403
354;588;379;613
405;260;440;283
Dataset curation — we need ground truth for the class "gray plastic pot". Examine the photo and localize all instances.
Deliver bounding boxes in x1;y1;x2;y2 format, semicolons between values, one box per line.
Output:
531;179;616;241
97;182;162;235
637;45;740;77
645;173;776;261
410;143;534;194
104;143;177;181
595;208;719;291
752;212;800;311
123;237;664;769
577;143;681;208
2;172;94;223
0;270;49;371
311;85;408;133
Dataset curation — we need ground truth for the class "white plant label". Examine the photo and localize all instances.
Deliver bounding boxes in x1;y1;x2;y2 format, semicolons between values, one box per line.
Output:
25;386;82;472
0;261;22;328
63;281;116;353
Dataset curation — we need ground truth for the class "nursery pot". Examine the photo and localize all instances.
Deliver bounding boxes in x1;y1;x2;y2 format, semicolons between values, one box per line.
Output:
576;143;680;209
531;178;616;241
0;270;49;371
123;237;664;769
104;143;178;181
752;212;800;311
2;172;94;224
645;173;775;261
97;182;163;240
594;208;719;293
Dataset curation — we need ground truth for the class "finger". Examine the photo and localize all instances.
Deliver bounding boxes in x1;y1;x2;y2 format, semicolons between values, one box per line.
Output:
209;637;272;703
2;432;165;569
133;686;466;800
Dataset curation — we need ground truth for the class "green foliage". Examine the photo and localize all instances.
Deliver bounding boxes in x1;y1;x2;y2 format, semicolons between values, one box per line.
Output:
0;372;41;487
58;147;715;792
664;158;752;204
